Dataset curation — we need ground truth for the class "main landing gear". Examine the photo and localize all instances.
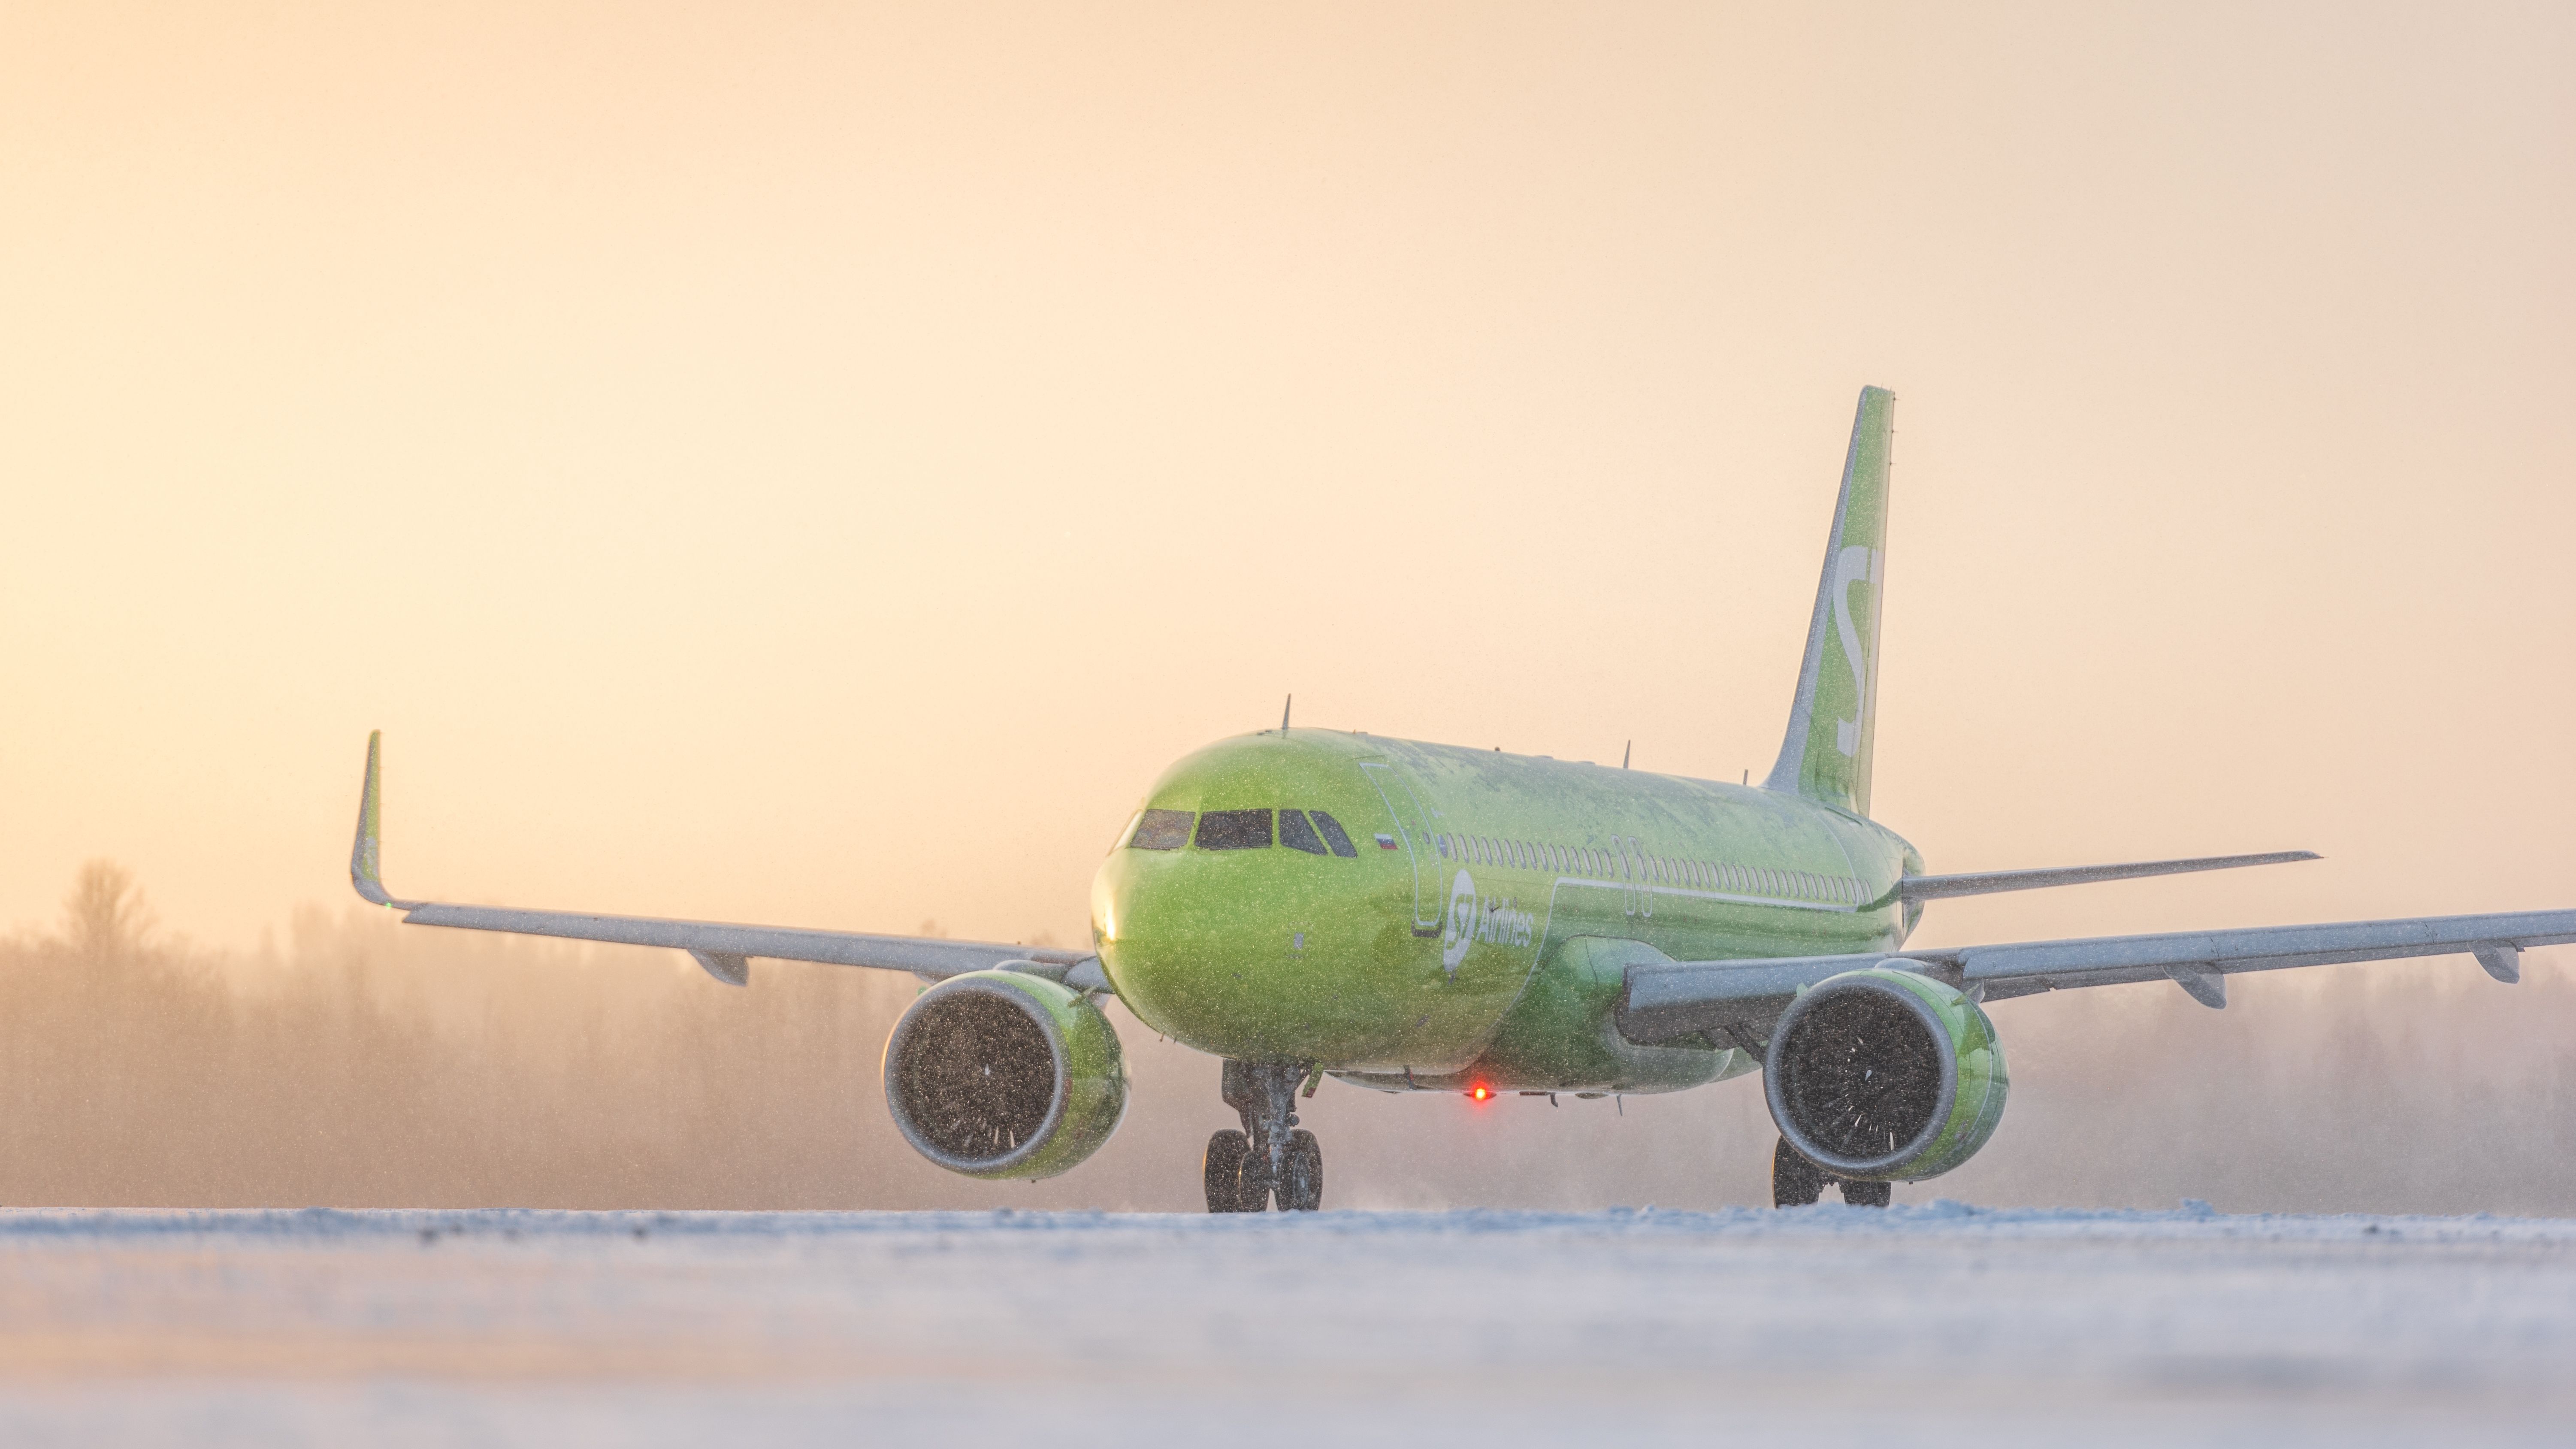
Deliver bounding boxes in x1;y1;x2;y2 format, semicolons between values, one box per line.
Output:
1206;1060;1322;1212
1772;1136;1891;1208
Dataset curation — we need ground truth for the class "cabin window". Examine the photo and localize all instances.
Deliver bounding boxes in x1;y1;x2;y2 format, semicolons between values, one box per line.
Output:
1195;810;1273;850
1279;809;1328;856
1309;811;1358;857
1129;810;1194;850
1436;834;1452;858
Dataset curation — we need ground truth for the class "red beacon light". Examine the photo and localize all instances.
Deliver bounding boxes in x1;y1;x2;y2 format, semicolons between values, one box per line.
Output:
1469;1084;1491;1102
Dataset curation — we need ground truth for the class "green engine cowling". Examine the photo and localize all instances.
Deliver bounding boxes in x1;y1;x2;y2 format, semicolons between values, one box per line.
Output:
882;969;1129;1181
1762;965;2009;1183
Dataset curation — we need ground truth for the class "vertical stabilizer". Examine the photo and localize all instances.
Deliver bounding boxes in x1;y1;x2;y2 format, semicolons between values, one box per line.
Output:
1762;387;1895;816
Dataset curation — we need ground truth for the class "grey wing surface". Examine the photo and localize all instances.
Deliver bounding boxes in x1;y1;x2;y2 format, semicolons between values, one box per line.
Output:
349;732;1096;988
1621;908;2576;1045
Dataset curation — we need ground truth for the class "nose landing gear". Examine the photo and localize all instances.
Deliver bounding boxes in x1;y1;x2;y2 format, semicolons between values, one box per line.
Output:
1205;1060;1322;1212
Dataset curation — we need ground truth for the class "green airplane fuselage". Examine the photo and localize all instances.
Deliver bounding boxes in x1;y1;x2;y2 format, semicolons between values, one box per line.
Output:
1093;729;1926;1094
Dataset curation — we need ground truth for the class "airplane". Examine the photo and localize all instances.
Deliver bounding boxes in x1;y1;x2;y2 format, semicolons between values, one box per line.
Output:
348;386;2573;1211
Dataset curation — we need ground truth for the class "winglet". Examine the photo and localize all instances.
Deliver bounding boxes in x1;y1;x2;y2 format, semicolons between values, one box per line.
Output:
351;730;421;910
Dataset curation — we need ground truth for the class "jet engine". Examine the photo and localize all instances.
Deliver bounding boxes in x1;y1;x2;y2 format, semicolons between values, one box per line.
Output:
1763;965;2008;1183
883;969;1129;1180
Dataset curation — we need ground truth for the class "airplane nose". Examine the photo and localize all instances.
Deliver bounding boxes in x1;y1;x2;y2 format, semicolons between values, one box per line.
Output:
1094;845;1320;1060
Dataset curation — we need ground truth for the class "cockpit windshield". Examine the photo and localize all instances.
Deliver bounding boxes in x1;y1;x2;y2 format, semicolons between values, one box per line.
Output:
1194;810;1273;850
1127;810;1194;850
1128;806;1358;856
1306;810;1358;857
1278;809;1327;855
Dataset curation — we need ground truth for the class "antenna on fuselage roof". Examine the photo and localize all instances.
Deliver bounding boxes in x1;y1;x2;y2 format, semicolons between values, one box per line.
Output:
1622;741;1631;769
1281;695;1291;732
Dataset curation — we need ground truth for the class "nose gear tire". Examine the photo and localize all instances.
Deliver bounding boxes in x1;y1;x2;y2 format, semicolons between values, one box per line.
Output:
1203;1130;1263;1212
1280;1129;1323;1211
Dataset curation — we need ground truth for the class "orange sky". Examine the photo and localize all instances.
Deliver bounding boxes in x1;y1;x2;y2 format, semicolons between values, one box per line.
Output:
4;2;2571;970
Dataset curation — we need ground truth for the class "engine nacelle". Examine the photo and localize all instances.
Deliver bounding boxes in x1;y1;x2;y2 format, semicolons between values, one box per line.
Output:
883;970;1129;1181
1763;965;2008;1183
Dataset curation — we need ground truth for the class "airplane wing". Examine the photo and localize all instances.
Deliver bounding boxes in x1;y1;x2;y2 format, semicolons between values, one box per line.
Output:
1619;908;2576;1046
1894;850;2318;904
348;732;1098;989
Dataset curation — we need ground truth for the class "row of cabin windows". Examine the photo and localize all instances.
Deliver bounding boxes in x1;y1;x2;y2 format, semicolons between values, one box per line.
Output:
1125;808;1359;857
1433;831;1865;906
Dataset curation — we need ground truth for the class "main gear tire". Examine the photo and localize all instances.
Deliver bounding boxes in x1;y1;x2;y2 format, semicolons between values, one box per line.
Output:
1772;1136;1827;1208
1840;1178;1893;1207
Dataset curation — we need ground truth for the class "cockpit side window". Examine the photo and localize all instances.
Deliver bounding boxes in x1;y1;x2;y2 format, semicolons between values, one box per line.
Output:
1278;809;1328;855
1308;810;1358;857
1195;809;1273;850
1128;810;1194;850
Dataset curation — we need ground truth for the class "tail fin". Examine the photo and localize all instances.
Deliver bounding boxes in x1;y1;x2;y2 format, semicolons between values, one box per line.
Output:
1762;386;1896;816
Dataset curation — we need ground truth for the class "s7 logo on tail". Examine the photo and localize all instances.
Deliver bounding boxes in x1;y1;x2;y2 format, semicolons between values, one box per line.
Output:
1833;545;1882;758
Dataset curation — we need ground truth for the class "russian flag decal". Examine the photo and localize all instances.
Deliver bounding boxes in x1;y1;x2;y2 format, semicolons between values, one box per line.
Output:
1375;833;1399;849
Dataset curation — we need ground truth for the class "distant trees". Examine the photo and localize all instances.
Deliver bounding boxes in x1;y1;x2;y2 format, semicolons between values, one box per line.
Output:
0;863;2570;1213
63;859;152;960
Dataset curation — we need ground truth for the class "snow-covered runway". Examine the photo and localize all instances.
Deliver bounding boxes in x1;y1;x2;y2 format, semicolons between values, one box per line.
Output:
0;1206;2566;1445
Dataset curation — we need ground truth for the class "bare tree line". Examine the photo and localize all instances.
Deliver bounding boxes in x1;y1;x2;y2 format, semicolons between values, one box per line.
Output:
5;861;2570;1213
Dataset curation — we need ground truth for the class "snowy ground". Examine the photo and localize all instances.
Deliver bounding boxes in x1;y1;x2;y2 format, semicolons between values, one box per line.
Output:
0;1207;2567;1446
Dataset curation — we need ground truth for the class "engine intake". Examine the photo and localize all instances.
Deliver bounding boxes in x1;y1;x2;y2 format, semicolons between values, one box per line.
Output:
883;970;1128;1180
1763;965;2008;1182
